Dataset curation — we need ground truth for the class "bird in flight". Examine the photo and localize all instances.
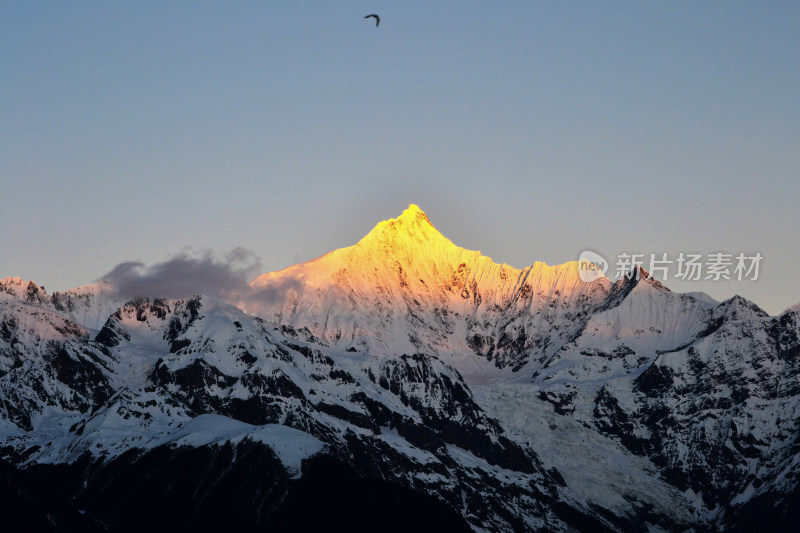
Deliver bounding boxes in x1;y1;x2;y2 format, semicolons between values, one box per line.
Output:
364;14;380;27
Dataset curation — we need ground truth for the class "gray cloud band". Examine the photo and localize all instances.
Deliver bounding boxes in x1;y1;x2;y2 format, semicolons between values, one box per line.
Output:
98;248;297;308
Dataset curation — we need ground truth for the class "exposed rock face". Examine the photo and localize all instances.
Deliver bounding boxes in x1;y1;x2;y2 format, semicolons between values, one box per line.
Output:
527;279;800;527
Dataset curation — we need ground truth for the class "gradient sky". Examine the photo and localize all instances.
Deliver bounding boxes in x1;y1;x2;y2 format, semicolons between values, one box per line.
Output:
2;1;799;314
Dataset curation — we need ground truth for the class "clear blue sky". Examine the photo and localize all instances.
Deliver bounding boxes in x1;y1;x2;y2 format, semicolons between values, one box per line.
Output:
2;1;798;314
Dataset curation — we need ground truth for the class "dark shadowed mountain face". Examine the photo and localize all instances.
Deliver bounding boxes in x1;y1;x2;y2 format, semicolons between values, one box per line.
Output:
0;443;474;533
1;206;799;531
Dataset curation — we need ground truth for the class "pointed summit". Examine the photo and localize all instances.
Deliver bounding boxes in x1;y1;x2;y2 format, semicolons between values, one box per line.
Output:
378;204;434;230
355;204;452;255
398;203;429;222
0;277;49;305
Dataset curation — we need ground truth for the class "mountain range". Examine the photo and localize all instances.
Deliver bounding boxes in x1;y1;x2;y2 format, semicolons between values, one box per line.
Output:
2;204;799;531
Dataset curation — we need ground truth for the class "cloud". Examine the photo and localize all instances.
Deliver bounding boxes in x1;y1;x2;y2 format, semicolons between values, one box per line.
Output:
99;247;306;313
247;277;304;308
100;247;263;302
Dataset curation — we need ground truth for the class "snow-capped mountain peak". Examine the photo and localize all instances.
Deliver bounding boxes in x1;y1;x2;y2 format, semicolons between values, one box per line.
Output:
0;276;48;305
3;205;799;531
247;205;613;377
357;203;445;251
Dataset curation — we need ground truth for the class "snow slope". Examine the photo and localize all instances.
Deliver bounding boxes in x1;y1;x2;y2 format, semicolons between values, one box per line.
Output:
249;204;612;380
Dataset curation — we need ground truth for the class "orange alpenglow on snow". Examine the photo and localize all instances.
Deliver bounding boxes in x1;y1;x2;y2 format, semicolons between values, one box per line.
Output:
249;203;608;303
246;205;611;368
